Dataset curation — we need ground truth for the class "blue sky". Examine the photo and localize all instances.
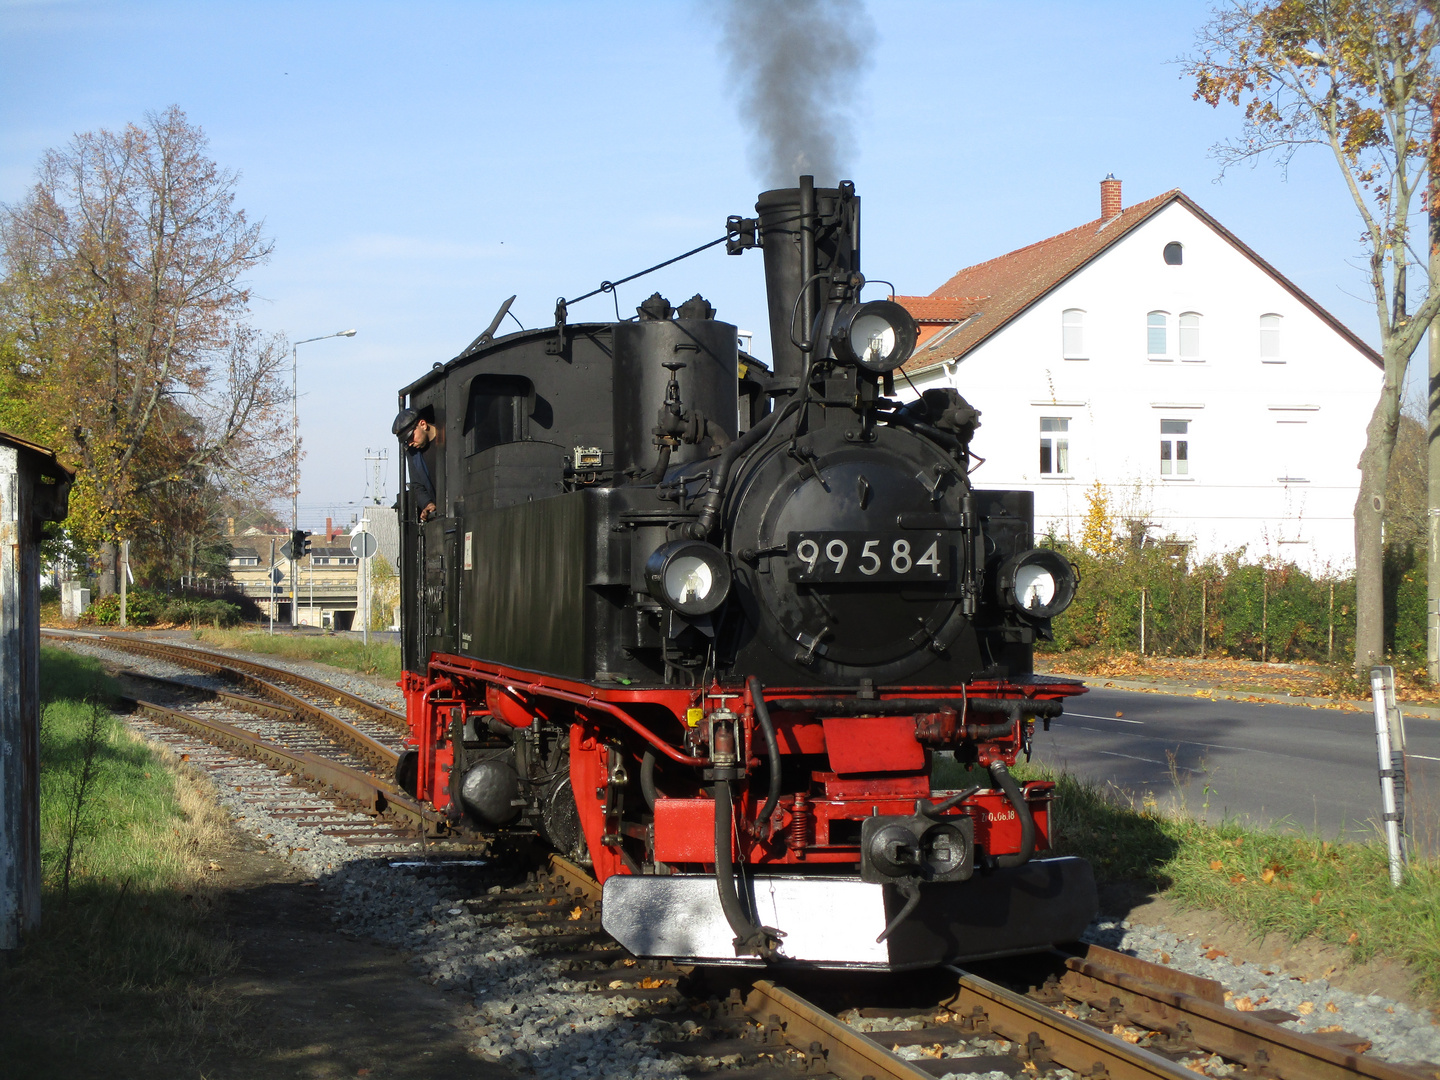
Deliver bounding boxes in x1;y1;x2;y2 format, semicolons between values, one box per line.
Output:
1;0;1401;527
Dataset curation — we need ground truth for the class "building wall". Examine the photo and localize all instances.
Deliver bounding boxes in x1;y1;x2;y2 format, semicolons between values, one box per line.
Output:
908;202;1378;572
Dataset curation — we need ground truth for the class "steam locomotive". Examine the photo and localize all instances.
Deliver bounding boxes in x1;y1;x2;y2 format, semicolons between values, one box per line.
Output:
395;178;1096;969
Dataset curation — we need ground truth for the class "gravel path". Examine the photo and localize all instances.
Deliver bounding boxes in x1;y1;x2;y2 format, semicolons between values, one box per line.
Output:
48;635;1440;1076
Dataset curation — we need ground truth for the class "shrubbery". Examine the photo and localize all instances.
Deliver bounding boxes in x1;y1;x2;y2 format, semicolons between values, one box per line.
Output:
80;589;239;628
1043;482;1422;664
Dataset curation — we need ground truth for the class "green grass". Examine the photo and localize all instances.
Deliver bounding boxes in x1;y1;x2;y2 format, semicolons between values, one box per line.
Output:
1033;767;1440;1002
1;648;241;1074
193;626;402;679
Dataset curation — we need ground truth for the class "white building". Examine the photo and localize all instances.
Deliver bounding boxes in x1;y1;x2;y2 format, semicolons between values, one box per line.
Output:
896;178;1380;572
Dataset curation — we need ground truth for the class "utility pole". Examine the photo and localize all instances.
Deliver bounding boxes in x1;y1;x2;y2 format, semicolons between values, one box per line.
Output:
290;329;357;627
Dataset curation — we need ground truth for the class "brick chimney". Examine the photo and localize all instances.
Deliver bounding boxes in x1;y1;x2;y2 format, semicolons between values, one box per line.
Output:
326;516;333;542
1100;174;1122;220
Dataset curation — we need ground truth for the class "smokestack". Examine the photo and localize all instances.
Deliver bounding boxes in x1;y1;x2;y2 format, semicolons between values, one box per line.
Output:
1101;174;1122;220
326;516;333;542
756;178;860;387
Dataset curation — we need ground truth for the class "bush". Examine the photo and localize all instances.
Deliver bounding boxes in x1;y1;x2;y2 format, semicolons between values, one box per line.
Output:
40;584;60;603
80;588;165;627
160;597;240;628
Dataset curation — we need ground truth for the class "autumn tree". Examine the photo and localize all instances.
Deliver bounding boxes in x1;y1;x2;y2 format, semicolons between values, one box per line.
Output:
0;106;292;594
1187;0;1440;674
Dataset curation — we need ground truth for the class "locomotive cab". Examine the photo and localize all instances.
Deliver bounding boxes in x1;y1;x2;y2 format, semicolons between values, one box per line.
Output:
396;178;1096;969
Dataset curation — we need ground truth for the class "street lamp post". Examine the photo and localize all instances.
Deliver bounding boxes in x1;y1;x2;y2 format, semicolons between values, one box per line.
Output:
292;329;357;626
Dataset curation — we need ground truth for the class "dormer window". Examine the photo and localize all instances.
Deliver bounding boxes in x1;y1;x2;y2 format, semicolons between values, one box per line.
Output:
1062;309;1085;359
1163;242;1184;265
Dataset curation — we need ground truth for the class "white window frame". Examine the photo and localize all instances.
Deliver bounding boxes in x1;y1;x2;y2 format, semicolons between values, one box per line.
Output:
1260;313;1283;362
1147;311;1171;361
1160;418;1191;479
1039;416;1071;477
1178;312;1201;361
230;556;259;566
1062;309;1086;360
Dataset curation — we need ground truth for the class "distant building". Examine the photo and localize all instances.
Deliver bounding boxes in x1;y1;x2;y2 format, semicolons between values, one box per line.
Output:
223;509;400;630
895;177;1379;571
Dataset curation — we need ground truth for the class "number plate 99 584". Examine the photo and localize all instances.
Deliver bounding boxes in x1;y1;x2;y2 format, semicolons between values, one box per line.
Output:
787;531;950;583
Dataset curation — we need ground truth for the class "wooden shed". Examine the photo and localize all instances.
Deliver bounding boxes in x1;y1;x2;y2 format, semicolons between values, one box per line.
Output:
1;431;74;949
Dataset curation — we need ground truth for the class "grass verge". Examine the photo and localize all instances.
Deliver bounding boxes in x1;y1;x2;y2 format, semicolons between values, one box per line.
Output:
0;647;245;1074
192;626;402;679
1032;765;1440;1003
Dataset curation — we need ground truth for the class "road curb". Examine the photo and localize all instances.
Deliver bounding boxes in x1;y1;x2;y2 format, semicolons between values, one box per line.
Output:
1070;675;1440;722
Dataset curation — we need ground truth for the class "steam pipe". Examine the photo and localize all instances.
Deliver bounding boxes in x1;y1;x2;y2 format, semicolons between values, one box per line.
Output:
425;659;707;766
713;778;775;957
685;397;801;540
799;175;817;354
748;676;782;830
987;762;1035;869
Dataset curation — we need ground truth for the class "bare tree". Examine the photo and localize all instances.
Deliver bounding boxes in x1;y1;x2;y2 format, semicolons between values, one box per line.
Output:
0;106;289;594
1187;0;1440;674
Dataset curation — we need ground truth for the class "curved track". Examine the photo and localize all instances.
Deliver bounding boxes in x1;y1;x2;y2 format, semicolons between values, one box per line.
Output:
40;630;1435;1080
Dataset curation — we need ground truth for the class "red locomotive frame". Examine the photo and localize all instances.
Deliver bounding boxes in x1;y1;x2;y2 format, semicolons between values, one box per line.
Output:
402;654;1086;880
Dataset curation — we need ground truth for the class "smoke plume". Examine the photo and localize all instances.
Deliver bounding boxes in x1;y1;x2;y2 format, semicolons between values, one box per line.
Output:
718;0;876;187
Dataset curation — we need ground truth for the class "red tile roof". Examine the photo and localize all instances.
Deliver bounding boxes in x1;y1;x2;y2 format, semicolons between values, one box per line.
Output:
899;190;1380;372
890;295;985;323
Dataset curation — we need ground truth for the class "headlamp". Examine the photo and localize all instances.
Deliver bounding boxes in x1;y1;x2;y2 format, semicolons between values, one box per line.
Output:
644;540;732;616
998;549;1077;619
829;300;919;373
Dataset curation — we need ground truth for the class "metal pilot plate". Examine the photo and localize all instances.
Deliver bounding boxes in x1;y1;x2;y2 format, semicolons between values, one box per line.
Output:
350;531;378;558
603;874;890;966
601;858;1097;971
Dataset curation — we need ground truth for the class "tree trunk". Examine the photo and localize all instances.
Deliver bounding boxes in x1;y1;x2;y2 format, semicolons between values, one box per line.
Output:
1355;479;1385;674
1357;357;1405;675
96;541;116;599
1427;94;1439;684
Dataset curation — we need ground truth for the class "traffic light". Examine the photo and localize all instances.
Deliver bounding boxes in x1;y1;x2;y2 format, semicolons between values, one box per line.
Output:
300;530;312;557
291;529;311;559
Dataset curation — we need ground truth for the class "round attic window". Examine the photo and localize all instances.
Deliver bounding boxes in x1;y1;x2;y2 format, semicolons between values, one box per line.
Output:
1163;242;1184;265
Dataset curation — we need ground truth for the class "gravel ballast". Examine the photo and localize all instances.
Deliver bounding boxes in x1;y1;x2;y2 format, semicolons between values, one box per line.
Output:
46;634;1440;1076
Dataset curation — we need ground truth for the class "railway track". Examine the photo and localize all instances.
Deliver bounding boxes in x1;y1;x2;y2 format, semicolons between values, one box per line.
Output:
41;630;1439;1080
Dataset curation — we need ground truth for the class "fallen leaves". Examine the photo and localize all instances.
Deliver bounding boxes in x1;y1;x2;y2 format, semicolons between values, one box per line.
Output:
1111;1025;1144;1044
1210;860;1224;871
1205;948;1228;960
1234;997;1255;1011
1297;1001;1315;1015
568;906;585;921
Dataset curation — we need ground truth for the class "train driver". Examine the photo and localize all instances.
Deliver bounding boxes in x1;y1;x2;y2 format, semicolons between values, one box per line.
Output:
392;407;439;522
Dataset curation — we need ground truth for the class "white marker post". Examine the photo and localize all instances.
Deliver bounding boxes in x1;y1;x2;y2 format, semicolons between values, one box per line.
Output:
350;530;378;645
1368;665;1408;886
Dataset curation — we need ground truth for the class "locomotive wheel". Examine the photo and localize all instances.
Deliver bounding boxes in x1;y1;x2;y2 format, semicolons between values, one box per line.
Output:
540;774;589;866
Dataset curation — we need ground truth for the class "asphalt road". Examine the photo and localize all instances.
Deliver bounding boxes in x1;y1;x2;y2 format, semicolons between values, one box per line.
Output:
1034;686;1440;856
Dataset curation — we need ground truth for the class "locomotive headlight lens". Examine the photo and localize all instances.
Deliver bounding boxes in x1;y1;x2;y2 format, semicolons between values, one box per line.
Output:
998;549;1077;619
830;300;918;373
1013;564;1056;610
666;556;714;604
645;540;732;616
